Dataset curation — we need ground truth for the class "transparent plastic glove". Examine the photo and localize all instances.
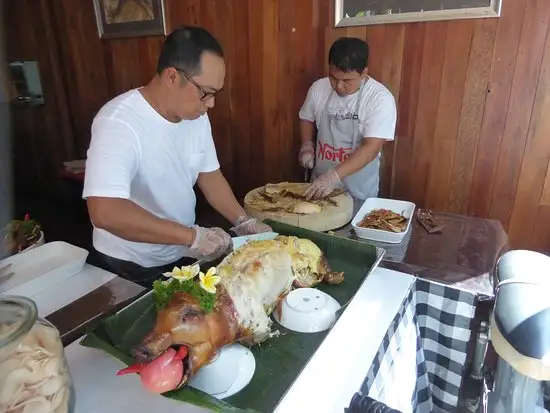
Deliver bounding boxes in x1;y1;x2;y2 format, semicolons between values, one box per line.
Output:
189;225;232;260
299;142;315;169
230;216;273;236
304;169;341;200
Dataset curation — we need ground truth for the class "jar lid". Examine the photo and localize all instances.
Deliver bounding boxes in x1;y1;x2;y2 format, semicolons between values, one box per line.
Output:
0;295;37;348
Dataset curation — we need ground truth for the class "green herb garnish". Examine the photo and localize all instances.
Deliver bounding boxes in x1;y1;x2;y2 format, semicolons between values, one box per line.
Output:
152;278;216;313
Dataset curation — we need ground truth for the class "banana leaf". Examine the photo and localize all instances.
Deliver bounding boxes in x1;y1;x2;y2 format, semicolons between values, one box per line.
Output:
80;220;381;413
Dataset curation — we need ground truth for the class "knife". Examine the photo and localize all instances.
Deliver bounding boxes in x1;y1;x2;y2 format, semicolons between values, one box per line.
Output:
191;242;237;269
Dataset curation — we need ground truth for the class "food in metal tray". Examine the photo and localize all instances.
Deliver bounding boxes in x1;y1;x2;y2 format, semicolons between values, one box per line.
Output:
247;182;346;215
117;236;344;394
357;208;409;233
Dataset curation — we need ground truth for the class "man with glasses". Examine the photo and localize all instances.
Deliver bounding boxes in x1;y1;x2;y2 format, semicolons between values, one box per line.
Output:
83;26;271;288
299;37;397;214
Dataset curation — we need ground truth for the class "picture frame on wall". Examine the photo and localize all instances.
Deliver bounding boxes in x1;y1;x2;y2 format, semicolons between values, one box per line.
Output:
93;0;167;39
335;0;502;27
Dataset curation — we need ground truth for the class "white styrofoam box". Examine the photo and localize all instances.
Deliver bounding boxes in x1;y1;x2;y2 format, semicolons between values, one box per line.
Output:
351;198;416;244
0;241;89;297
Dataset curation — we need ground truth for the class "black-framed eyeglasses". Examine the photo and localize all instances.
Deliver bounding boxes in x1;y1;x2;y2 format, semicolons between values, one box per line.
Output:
175;68;222;102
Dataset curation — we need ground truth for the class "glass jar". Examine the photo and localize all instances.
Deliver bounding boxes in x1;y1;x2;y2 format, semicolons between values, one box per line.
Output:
0;295;74;413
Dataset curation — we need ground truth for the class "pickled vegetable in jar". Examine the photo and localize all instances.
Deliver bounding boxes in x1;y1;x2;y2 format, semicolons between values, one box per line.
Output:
0;296;73;413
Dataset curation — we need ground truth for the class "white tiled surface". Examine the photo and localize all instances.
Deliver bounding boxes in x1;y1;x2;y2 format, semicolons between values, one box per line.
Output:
30;264;116;317
65;267;414;413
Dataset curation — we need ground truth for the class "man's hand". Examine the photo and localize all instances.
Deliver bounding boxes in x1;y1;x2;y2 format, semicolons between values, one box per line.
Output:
304;169;341;200
230;216;273;236
299;141;315;169
190;225;232;260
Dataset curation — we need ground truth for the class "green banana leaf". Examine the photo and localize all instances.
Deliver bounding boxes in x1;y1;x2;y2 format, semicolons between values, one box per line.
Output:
80;220;379;413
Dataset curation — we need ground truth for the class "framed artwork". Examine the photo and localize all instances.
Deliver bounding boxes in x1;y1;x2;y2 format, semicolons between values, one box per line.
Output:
93;0;167;39
335;0;502;27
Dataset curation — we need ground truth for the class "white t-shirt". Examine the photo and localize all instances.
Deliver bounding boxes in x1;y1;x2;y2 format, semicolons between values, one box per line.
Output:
299;76;396;142
298;76;397;201
83;89;220;267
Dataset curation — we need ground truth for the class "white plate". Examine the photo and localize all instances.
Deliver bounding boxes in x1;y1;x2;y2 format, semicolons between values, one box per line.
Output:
351;198;416;244
273;288;341;333
231;232;279;250
188;343;255;399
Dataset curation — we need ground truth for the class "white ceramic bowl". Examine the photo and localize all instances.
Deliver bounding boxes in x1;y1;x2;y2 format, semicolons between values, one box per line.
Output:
188;343;255;399
273;288;341;333
351;198;416;244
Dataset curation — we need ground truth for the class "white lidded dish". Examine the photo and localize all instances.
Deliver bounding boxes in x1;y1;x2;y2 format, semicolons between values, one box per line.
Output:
0;241;89;297
351;198;416;244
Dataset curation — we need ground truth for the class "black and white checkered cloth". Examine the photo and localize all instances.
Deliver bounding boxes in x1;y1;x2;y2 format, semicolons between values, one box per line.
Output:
359;278;477;413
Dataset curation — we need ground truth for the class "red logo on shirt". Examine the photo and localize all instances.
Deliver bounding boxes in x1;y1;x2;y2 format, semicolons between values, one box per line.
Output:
318;141;353;163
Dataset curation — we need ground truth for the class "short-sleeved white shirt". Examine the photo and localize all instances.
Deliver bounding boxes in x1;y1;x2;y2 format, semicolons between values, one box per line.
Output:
83;89;220;267
299;76;396;142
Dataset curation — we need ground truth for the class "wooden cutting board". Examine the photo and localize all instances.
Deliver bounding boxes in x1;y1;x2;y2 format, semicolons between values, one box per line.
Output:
244;183;354;232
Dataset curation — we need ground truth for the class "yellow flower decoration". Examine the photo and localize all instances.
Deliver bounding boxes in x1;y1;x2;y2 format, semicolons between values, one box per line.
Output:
199;267;221;294
163;263;200;281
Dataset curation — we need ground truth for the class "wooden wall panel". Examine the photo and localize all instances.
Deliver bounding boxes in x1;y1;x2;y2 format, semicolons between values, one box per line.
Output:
391;23;425;201
426;21;473;211
468;0;525;218
487;0;550;228
447;18;497;214
409;22;447;207
5;0;75;194
50;0;111;157
6;0;550;252
507;28;550;248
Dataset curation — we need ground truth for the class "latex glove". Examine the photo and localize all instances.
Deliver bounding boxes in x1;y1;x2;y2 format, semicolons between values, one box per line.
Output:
304;169;341;200
299;142;315;169
230;216;273;236
189;225;232;260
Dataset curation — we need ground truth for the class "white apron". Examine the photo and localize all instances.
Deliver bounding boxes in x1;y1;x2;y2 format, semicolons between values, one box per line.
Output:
312;80;381;215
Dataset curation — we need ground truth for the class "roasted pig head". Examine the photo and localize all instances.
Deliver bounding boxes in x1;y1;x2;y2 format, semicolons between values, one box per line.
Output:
125;289;239;393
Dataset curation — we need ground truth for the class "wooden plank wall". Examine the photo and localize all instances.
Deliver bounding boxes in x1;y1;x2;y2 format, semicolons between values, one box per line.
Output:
4;0;550;252
326;0;550;252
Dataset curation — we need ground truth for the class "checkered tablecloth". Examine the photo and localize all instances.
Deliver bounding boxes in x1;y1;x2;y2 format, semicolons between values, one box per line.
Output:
352;278;477;413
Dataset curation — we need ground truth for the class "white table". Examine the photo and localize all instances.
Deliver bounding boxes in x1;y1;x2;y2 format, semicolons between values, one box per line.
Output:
31;264;117;317
65;267;415;413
